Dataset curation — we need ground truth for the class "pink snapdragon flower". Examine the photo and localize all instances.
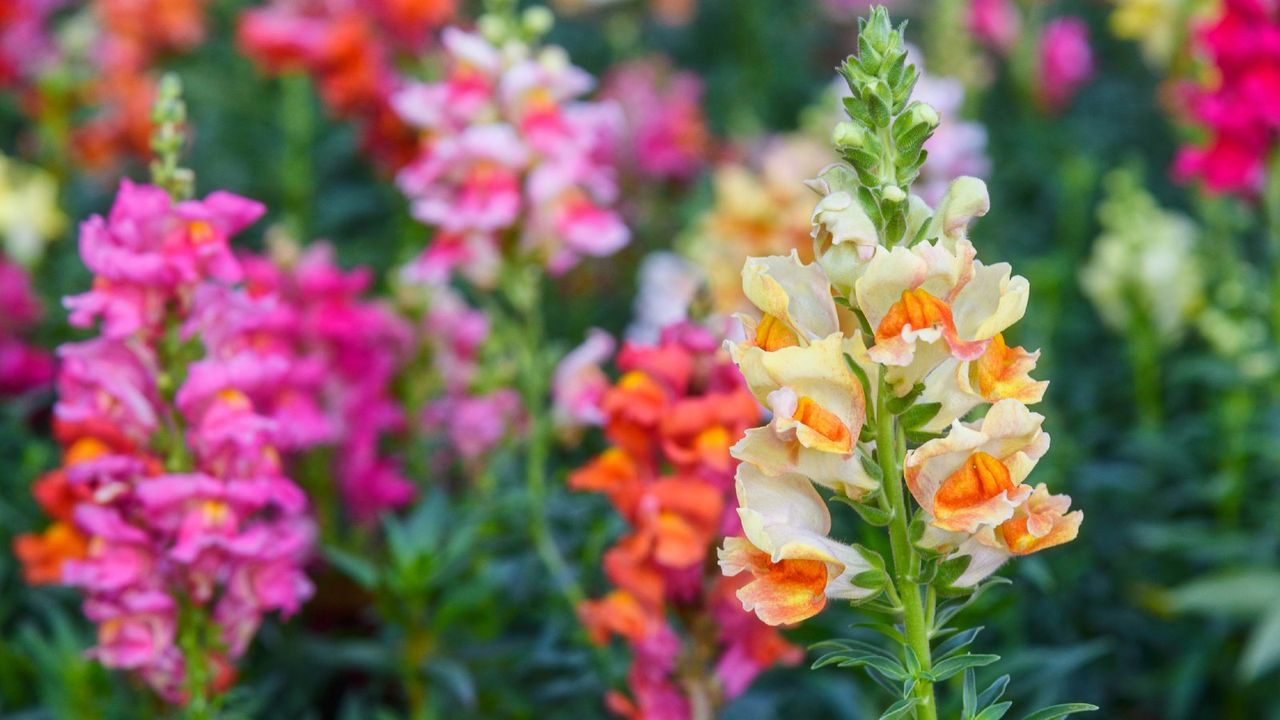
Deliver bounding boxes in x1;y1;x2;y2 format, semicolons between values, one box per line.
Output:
239;243;416;522
0;0;66;88
0;255;54;395
393;27;629;280
1036;18;1095;114
968;0;1020;54
64;180;265;338
35;181;314;704
600;57;710;181
423;389;523;462
1174;0;1280;195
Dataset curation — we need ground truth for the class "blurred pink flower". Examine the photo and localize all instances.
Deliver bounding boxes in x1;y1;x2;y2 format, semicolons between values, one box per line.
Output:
37;181;313;703
1174;0;1280;195
601;58;710;182
1036;18;1095;114
0;255;54;395
968;0;1020;54
393;27;629;277
552;328;616;435
424;389;523;462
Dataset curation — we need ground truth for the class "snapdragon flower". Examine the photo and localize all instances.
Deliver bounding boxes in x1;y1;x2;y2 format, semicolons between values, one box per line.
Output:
392;20;629;280
716;10;1089;719
573;324;800;717
19;86;316;705
237;0;456;170
1174;0;1280;195
600;57;711;182
0;255;55;397
1036;18;1096;113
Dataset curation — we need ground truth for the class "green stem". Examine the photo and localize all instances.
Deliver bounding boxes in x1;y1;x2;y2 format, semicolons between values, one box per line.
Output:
875;370;936;720
1128;312;1163;432
509;268;584;611
1216;385;1251;524
178;603;214;720
280;73;315;242
1265;149;1280;391
402;628;436;720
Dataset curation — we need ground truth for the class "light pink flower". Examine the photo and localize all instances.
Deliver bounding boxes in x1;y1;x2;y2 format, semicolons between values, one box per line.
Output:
553;328;616;435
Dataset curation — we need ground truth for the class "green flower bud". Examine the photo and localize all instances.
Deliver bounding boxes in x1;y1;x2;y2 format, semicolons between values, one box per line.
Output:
522;6;554;37
881;184;907;204
477;14;507;44
908;102;940;130
832;122;865;151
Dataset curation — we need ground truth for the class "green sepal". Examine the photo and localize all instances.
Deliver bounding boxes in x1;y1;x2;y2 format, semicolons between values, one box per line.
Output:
899;401;942;429
887;382;927;414
832;495;894;526
852;569;888;591
932;554;973;591
844;352;873;405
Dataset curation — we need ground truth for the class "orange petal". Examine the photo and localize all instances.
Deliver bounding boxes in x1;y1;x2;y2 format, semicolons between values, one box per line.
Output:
972;334;1047;403
875;288;954;344
13;522;88;585
793;396;852;451
723;538;829;626
754;313;800;351
933;452;1020;530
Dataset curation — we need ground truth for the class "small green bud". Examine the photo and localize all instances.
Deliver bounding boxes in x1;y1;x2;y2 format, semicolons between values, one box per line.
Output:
909;102;940;130
881;184;907;203
832;121;865;150
477;14;507;43
521;6;554;37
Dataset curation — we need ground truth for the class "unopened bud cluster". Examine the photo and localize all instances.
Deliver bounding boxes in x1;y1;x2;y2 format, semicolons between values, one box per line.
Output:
834;7;939;246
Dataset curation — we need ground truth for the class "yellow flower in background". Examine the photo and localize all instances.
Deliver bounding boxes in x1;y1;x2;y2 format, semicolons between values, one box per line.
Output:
0;153;65;266
681;135;832;316
1109;0;1207;68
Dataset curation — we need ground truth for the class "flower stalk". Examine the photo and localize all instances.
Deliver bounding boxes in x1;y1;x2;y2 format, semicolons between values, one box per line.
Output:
876;369;936;720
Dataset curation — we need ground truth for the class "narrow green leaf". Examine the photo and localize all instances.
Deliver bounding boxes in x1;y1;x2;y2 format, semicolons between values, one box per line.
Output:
878;697;919;720
974;701;1012;720
902;644;921;676
933;626;983;662
832;496;893;526
859;453;885;481
852;622;907;646
1019;704;1099;720
976;675;1011;709
324;546;379;589
838;654;911;681
925;653;1000;682
962;669;978;718
1242;606;1280;680
844;353;873;404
